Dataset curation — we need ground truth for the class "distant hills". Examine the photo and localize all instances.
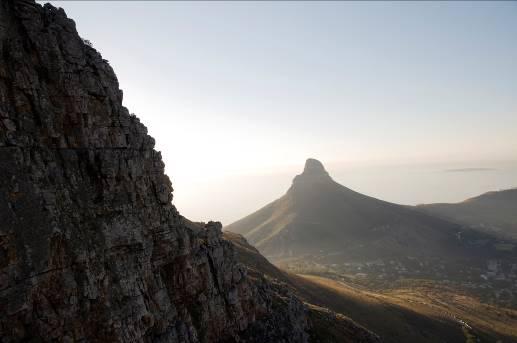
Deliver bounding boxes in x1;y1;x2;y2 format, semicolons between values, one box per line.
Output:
417;188;517;239
226;158;510;263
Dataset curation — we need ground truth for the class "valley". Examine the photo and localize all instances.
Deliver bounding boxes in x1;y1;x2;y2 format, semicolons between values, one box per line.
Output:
296;274;517;343
279;251;517;309
225;231;517;343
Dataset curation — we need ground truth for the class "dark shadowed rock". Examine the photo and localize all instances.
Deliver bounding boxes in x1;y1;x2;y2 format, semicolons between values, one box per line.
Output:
0;1;311;341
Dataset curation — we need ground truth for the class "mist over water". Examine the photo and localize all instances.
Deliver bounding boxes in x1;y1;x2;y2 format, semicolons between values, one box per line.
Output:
175;160;517;225
332;160;517;206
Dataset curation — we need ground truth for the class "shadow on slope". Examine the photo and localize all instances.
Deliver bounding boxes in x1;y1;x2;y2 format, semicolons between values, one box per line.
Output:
224;232;380;343
224;232;517;343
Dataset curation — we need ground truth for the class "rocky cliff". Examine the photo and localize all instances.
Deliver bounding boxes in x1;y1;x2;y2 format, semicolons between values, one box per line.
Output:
0;1;309;341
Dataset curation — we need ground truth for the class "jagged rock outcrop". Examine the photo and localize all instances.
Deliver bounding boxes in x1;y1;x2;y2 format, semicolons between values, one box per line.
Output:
0;1;309;341
292;158;332;185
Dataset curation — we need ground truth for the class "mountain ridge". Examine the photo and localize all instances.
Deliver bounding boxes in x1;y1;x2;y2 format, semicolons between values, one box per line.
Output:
417;188;517;239
226;158;471;261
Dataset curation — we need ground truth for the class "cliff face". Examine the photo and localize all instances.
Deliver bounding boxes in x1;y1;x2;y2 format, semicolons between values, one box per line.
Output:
0;1;308;341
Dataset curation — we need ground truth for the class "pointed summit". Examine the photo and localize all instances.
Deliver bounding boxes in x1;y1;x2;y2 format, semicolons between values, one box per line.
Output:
303;158;327;175
292;158;332;186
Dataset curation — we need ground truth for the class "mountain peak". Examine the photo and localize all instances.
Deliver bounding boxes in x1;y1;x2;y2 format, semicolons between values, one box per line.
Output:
303;158;327;175
291;158;332;187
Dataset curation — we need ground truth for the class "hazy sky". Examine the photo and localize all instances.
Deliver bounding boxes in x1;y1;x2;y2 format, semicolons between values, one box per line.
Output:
46;1;517;224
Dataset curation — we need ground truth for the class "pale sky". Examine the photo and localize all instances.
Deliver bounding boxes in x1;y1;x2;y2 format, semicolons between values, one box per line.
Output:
46;1;517;224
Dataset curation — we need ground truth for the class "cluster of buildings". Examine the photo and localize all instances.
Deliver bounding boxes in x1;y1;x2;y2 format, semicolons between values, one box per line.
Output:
284;255;517;307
